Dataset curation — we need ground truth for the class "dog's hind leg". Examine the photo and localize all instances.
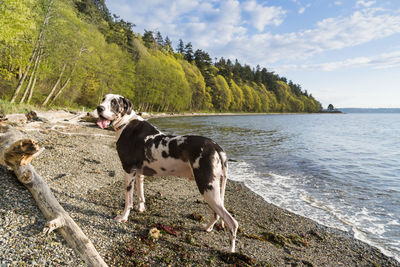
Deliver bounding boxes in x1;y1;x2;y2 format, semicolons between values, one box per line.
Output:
219;172;227;229
136;173;146;212
203;184;238;252
115;171;135;222
193;150;238;251
202;208;219;232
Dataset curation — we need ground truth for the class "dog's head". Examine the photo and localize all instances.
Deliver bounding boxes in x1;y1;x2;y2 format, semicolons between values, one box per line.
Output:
96;94;133;129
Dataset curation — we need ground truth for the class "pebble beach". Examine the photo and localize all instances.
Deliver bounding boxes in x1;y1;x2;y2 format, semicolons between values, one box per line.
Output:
0;111;398;266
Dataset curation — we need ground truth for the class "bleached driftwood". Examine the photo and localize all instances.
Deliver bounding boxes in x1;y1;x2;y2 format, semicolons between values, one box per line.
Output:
0;125;107;267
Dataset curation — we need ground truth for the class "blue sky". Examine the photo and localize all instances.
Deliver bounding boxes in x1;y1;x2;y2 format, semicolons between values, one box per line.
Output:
105;0;400;108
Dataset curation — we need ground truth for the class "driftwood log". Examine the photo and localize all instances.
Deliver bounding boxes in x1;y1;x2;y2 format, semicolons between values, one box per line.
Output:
0;125;107;266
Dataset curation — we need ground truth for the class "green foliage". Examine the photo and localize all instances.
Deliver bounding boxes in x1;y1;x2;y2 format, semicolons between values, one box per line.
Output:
0;0;322;113
212;75;232;111
134;50;191;112
241;84;255;112
0;0;36;45
179;60;210;110
229;79;243;111
0;0;37;80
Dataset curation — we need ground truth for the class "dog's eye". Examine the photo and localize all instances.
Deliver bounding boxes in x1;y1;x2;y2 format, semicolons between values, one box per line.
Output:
102;97;105;102
111;99;119;112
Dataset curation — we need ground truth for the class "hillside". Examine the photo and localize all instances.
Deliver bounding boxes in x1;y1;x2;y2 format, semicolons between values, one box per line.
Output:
0;0;322;113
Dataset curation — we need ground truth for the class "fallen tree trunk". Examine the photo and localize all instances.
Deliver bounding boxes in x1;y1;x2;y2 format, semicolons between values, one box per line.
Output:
0;125;107;267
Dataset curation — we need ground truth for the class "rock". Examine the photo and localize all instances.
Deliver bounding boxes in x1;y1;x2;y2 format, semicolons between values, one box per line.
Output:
188;212;204;222
25;111;39;122
140;112;151;118
5;114;27;124
148;228;161;241
80;111;98;123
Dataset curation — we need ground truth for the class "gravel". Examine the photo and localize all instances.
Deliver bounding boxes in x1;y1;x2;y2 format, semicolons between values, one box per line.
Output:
0;118;398;266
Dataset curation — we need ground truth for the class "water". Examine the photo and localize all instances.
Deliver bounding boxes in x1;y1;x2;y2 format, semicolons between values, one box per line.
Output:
150;114;400;262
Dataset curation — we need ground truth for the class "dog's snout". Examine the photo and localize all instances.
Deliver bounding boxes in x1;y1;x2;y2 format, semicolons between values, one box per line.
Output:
97;105;105;113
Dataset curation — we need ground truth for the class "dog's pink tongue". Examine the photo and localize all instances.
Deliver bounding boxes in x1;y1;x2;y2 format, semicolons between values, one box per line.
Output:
97;117;111;129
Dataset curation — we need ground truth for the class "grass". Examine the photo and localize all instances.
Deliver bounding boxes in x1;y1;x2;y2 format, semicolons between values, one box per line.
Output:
0;99;83;116
0;99;38;115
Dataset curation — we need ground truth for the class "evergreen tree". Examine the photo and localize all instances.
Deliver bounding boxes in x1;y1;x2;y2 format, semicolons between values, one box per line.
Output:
142;30;155;48
177;39;184;54
194;49;212;69
164;36;173;52
184;42;193;62
155;31;163;47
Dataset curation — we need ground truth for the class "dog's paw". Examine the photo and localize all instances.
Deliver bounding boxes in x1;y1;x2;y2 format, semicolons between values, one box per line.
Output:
201;223;214;232
114;215;127;222
137;203;146;213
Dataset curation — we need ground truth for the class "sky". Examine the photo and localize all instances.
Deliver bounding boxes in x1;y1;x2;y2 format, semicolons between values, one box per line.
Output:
105;0;400;108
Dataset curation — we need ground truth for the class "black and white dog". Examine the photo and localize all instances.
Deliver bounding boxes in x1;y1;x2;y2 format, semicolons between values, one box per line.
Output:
96;94;238;252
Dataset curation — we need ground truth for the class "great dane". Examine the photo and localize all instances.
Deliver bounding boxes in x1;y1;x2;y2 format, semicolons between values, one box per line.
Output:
96;94;238;252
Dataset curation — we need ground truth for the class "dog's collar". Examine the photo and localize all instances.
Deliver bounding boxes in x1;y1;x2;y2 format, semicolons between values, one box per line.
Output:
112;122;127;132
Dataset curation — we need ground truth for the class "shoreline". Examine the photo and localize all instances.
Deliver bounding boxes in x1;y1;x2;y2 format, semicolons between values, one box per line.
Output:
144;111;333;119
0;113;398;265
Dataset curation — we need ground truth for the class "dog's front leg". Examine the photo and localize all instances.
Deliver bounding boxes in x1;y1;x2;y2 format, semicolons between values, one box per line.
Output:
115;171;135;222
136;173;146;212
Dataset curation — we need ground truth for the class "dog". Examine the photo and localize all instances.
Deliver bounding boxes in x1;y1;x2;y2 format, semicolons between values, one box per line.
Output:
96;94;238;252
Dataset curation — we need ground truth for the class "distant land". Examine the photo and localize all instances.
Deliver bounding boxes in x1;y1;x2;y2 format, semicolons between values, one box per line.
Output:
338;108;400;113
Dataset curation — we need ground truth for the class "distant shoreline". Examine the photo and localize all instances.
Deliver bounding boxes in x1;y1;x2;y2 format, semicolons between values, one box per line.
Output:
338;108;400;113
145;111;331;119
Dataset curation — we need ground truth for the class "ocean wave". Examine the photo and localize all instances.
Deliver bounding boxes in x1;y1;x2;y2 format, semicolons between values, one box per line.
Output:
228;160;400;262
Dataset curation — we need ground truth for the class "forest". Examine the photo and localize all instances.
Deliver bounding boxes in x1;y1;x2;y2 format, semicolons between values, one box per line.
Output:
0;0;322;113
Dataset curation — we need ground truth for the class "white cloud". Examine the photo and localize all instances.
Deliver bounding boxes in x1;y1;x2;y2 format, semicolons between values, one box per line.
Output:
232;8;400;66
277;50;400;71
334;1;343;5
298;3;311;14
242;0;286;31
356;0;376;8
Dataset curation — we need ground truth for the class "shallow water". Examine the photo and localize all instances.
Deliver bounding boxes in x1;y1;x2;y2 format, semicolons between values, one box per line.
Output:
150;113;400;261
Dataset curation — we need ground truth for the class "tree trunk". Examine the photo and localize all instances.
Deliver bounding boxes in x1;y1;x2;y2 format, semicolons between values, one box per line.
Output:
43;64;66;106
49;76;71;106
48;45;86;106
0;126;107;267
11;0;53;103
19;71;34;104
18;66;22;80
27;51;43;104
11;50;37;103
27;75;37;104
20;50;41;104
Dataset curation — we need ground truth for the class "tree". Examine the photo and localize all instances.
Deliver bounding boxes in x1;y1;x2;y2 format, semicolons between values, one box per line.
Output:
241;84;255;111
142;30;155;48
8;0;53;103
229;79;243;111
177;39;184;54
155;31;163;47
212;75;232;111
194;49;212;70
180;60;208;110
163;36;173;53
184;42;193;62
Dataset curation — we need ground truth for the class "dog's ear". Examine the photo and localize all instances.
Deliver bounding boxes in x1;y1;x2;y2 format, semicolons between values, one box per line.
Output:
120;97;133;115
